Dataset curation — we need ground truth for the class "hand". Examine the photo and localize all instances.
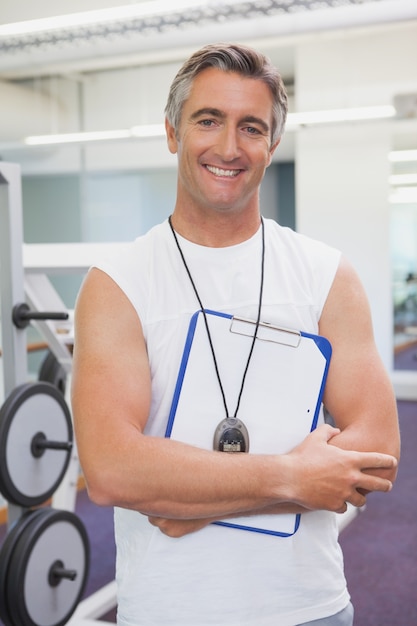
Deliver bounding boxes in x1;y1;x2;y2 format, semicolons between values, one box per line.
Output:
148;516;212;538
286;424;397;513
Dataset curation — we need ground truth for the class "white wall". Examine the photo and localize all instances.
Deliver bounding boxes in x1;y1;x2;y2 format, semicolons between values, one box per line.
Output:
296;124;392;365
294;22;417;391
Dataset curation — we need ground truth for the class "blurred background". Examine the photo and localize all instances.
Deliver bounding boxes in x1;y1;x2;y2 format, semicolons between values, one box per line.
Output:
0;4;416;625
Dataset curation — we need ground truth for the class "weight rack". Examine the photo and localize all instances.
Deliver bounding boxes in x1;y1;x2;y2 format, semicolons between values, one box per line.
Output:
0;163;76;521
0;162;120;626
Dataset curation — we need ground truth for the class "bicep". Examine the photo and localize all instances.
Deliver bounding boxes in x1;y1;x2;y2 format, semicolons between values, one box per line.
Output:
71;268;151;470
319;257;400;460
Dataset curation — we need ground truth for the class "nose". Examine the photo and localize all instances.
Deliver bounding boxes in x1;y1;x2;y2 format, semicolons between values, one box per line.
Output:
216;125;241;162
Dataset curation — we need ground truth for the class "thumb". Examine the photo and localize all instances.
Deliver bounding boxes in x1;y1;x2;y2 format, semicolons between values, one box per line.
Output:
313;423;341;443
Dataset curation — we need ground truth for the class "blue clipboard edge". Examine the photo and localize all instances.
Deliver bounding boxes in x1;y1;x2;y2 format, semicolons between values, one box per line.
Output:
166;310;230;438
165;310;332;537
300;330;332;433
212;514;301;537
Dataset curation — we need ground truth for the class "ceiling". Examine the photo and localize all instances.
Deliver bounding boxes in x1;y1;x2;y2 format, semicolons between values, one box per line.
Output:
1;0;417;80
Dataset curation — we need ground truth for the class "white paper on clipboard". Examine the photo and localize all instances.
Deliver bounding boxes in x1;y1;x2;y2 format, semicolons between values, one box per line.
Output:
166;309;332;537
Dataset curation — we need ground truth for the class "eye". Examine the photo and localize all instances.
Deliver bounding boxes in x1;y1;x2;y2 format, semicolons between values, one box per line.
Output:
244;126;262;135
198;119;216;127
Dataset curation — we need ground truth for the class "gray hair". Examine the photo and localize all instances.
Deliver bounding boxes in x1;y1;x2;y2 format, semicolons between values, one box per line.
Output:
165;43;288;145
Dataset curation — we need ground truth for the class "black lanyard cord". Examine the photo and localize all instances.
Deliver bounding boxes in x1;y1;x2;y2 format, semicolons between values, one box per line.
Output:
168;215;265;419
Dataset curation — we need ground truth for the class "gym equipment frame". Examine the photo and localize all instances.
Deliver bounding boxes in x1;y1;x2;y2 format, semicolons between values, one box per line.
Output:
0;163;121;625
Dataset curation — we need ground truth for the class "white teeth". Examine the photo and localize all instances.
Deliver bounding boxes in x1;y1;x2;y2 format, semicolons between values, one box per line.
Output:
206;165;240;177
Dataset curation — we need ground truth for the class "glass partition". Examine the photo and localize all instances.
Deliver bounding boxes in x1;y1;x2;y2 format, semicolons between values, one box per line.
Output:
390;141;417;371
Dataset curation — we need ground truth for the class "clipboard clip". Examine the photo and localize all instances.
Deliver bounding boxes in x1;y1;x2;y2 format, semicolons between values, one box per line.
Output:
230;316;301;348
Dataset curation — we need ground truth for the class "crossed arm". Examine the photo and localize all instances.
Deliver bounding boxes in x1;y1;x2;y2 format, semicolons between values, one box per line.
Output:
71;259;399;537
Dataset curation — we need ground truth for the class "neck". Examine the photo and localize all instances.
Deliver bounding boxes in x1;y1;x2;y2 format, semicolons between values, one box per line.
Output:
169;209;262;247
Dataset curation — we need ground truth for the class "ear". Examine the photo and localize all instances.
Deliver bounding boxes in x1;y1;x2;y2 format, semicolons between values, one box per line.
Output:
267;137;281;166
165;118;178;154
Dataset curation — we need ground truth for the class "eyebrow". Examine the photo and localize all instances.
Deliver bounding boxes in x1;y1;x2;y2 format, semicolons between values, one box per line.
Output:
190;108;270;134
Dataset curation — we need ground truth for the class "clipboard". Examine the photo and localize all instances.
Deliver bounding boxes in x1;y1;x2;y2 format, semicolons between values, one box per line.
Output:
166;309;332;537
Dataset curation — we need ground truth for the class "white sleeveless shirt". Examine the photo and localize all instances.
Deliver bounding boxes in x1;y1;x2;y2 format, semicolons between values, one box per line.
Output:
94;218;349;626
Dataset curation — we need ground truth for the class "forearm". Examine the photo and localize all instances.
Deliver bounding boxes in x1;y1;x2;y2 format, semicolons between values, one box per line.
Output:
148;502;308;538
80;423;292;519
78;415;396;523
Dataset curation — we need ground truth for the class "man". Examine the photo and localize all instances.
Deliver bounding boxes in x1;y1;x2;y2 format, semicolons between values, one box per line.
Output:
71;43;400;626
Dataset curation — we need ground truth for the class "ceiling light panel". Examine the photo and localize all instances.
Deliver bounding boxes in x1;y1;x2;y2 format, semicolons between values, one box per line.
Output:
0;0;383;54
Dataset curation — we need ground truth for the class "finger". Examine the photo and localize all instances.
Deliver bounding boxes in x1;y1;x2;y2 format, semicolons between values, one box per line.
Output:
362;453;398;471
357;474;393;493
335;502;348;514
313;423;341;442
346;491;367;509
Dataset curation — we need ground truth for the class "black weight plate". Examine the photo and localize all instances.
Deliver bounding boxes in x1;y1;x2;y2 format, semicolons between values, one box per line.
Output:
7;508;90;626
0;382;73;507
0;508;46;626
38;351;67;396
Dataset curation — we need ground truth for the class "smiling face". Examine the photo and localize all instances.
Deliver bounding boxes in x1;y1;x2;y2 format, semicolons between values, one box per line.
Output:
166;67;280;222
